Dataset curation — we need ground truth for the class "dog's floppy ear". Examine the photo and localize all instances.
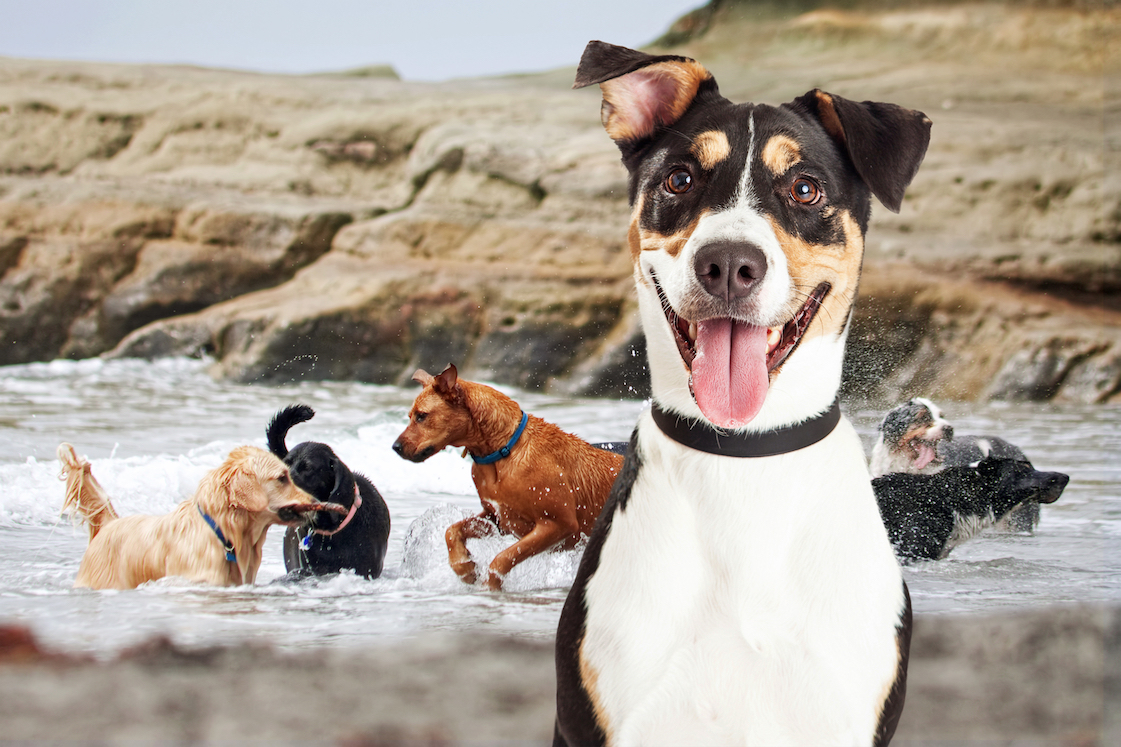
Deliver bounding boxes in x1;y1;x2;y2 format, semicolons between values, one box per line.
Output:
328;456;350;505
218;449;270;514
792;89;931;213
228;471;269;513
574;40;715;146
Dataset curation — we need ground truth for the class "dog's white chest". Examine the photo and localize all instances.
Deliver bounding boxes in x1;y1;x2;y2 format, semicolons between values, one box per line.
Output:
579;414;904;746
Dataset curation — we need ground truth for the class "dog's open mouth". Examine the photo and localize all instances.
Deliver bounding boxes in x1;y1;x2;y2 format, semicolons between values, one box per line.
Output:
278;502;348;524
654;274;830;427
903;437;938;470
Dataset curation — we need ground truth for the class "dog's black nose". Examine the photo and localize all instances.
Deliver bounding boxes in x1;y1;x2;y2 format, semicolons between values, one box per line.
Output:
391;440;405;456
693;242;767;301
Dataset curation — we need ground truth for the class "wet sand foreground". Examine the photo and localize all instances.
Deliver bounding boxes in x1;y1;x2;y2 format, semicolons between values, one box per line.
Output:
1;605;1116;745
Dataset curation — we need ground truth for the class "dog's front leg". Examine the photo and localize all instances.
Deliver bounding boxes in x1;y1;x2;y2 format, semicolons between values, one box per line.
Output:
445;514;499;584
484;520;572;591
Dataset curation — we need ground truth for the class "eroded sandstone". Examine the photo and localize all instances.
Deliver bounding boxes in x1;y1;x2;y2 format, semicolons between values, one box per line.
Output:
0;3;1117;402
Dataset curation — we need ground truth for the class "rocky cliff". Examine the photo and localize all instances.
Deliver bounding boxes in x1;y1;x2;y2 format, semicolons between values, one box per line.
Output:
1;2;1117;403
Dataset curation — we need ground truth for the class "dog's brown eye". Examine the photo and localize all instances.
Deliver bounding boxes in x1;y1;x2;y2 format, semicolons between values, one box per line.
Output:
790;177;821;205
415;412;427;423
278;474;289;484
665;169;693;194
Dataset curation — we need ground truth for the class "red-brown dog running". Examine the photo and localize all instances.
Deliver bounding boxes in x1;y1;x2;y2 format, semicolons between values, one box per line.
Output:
392;364;622;590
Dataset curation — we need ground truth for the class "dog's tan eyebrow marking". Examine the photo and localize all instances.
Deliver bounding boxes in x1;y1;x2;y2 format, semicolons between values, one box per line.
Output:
691;130;731;170
761;135;802;175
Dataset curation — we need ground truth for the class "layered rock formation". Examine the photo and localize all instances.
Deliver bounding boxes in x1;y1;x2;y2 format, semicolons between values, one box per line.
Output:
0;2;1117;402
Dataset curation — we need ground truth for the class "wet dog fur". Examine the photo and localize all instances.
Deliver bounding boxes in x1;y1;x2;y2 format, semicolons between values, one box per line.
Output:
392;364;622;591
59;443;338;589
874;456;1069;561
871;397;1060;532
268;404;392;580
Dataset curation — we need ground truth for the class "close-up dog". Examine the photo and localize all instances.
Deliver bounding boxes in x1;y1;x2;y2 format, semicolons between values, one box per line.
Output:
554;41;931;745
873;456;1070;562
392;364;623;591
267;404;392;580
59;443;344;590
870;397;1054;531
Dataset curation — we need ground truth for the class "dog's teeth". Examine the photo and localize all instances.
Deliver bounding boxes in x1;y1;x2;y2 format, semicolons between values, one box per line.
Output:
767;327;782;351
688;322;698;342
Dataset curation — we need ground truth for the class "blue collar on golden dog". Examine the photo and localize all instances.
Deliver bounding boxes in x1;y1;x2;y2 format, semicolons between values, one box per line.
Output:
197;504;236;562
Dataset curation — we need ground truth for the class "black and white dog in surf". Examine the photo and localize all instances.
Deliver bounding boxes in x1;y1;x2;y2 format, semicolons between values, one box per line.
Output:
870;397;1061;532
267;404;391;579
554;42;931;746
873;456;1068;562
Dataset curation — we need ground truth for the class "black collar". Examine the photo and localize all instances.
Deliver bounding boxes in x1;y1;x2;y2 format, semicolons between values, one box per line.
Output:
650;399;841;457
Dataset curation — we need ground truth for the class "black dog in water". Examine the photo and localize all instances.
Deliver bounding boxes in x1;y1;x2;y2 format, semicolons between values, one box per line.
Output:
870;397;1047;532
873;457;1069;562
267;404;391;579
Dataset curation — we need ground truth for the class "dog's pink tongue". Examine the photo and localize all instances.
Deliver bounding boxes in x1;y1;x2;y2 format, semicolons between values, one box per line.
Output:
913;443;937;470
691;319;769;428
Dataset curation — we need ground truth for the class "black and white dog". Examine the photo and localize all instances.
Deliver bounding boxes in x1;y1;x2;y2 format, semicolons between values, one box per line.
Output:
870;397;1059;532
554;42;931;745
267;404;391;579
874;456;1069;562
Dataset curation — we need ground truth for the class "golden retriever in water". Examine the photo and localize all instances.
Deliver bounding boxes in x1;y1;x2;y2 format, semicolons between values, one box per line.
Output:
58;443;345;589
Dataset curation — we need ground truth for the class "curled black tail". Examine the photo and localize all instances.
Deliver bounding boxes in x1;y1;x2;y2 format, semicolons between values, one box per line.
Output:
266;404;315;459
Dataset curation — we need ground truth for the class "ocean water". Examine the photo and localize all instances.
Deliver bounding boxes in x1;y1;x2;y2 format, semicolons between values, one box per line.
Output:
0;357;1117;658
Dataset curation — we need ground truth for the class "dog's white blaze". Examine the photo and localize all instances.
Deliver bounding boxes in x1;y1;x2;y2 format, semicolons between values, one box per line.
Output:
911;397;940;417
675;207;793;324
650;112;790;330
581;413;905;745
735;113;759;208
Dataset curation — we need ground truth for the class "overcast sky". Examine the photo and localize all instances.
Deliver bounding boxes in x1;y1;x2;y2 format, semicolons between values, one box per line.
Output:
0;0;703;81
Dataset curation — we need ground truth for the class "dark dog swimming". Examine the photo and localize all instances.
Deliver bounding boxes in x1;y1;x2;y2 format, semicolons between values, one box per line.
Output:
871;397;1064;532
267;404;391;579
873;456;1069;562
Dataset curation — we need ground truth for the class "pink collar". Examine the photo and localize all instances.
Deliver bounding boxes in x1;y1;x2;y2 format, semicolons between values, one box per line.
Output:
312;483;362;537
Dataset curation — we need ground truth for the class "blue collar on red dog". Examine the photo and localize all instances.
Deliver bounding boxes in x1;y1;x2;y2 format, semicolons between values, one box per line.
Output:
471;411;529;465
196;504;237;562
650;399;841;458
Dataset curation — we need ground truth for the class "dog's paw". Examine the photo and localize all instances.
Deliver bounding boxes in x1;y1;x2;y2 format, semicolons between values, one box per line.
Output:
450;559;478;585
483;571;505;591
